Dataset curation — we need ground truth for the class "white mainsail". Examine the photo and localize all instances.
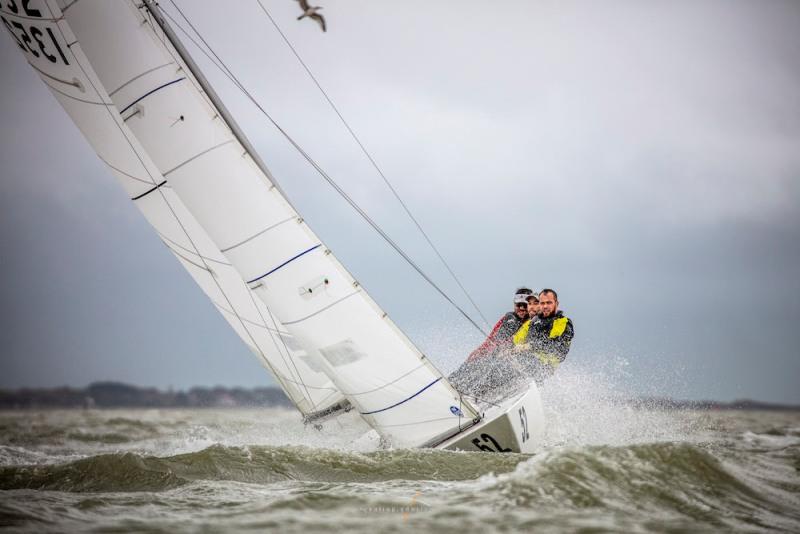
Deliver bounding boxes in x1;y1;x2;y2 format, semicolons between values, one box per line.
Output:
0;0;344;419
4;0;480;447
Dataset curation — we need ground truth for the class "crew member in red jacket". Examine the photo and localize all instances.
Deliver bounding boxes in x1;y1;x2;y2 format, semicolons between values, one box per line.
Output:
449;288;534;395
466;287;535;361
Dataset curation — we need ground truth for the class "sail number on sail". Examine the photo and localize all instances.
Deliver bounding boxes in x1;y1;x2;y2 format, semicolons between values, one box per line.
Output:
1;2;70;66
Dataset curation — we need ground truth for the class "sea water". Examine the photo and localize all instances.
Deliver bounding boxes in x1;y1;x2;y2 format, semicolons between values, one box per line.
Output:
1;377;798;532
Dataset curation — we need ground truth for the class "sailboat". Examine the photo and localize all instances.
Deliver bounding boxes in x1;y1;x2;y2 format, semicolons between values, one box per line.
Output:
1;0;544;452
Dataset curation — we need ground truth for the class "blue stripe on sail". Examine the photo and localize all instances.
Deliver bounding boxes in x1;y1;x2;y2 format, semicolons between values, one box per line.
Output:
120;77;186;114
359;377;442;415
247;244;322;284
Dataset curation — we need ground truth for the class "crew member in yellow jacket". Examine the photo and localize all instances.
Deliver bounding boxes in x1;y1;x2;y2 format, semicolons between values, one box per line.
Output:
513;288;574;384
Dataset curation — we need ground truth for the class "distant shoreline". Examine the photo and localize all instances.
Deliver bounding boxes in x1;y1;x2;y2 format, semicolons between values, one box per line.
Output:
1;382;798;411
0;382;292;410
614;397;800;412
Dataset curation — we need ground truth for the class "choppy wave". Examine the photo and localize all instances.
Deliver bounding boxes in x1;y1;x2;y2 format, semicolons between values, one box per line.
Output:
0;445;527;491
482;442;800;527
1;375;799;533
2;436;798;531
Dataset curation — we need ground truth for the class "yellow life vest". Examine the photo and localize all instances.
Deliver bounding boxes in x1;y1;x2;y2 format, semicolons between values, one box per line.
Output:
533;352;561;368
550;317;569;338
513;316;569;344
513;316;569;369
513;319;532;346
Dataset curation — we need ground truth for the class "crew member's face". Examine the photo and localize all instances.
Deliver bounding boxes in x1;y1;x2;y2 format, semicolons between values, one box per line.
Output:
514;301;528;319
538;293;558;318
527;299;540;317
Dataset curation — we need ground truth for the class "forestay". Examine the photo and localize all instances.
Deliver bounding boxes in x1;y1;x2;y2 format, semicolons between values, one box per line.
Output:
0;0;344;419
5;0;480;447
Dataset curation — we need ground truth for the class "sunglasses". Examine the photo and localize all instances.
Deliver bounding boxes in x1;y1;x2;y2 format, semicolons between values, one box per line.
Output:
515;303;527;308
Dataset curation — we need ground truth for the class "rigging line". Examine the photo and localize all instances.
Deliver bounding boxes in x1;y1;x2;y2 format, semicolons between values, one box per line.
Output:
162;239;222;270
255;0;490;330
147;3;318;411
167;1;239;79
166;242;213;273
213;300;282;333
158;3;488;338
156;230;232;266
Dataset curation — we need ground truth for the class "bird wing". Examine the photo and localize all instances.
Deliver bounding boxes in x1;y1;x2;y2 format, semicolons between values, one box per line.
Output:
298;0;310;11
310;13;326;32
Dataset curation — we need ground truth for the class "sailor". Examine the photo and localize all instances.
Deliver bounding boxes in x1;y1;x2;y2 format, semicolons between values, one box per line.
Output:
447;287;533;398
512;288;574;384
466;287;533;362
525;291;540;318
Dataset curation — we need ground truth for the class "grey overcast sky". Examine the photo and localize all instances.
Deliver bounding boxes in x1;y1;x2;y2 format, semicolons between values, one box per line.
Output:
1;1;798;403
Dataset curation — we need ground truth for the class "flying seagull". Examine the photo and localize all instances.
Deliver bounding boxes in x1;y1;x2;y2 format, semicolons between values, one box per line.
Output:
297;0;326;32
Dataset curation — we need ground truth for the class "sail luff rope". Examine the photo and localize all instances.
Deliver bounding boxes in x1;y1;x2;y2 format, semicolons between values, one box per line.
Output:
162;2;488;338
255;0;490;330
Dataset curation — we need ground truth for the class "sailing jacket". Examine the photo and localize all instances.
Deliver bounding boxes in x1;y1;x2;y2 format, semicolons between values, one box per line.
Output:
512;311;574;368
467;311;526;361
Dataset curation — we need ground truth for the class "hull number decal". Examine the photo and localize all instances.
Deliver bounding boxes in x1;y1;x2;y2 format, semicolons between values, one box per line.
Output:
471;433;511;453
519;406;530;443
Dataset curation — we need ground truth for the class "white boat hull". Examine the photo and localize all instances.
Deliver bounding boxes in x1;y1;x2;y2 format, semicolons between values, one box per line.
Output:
435;383;545;453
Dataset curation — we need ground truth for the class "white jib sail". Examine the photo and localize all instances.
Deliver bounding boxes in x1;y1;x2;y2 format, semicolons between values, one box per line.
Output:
8;0;481;447
1;0;345;418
